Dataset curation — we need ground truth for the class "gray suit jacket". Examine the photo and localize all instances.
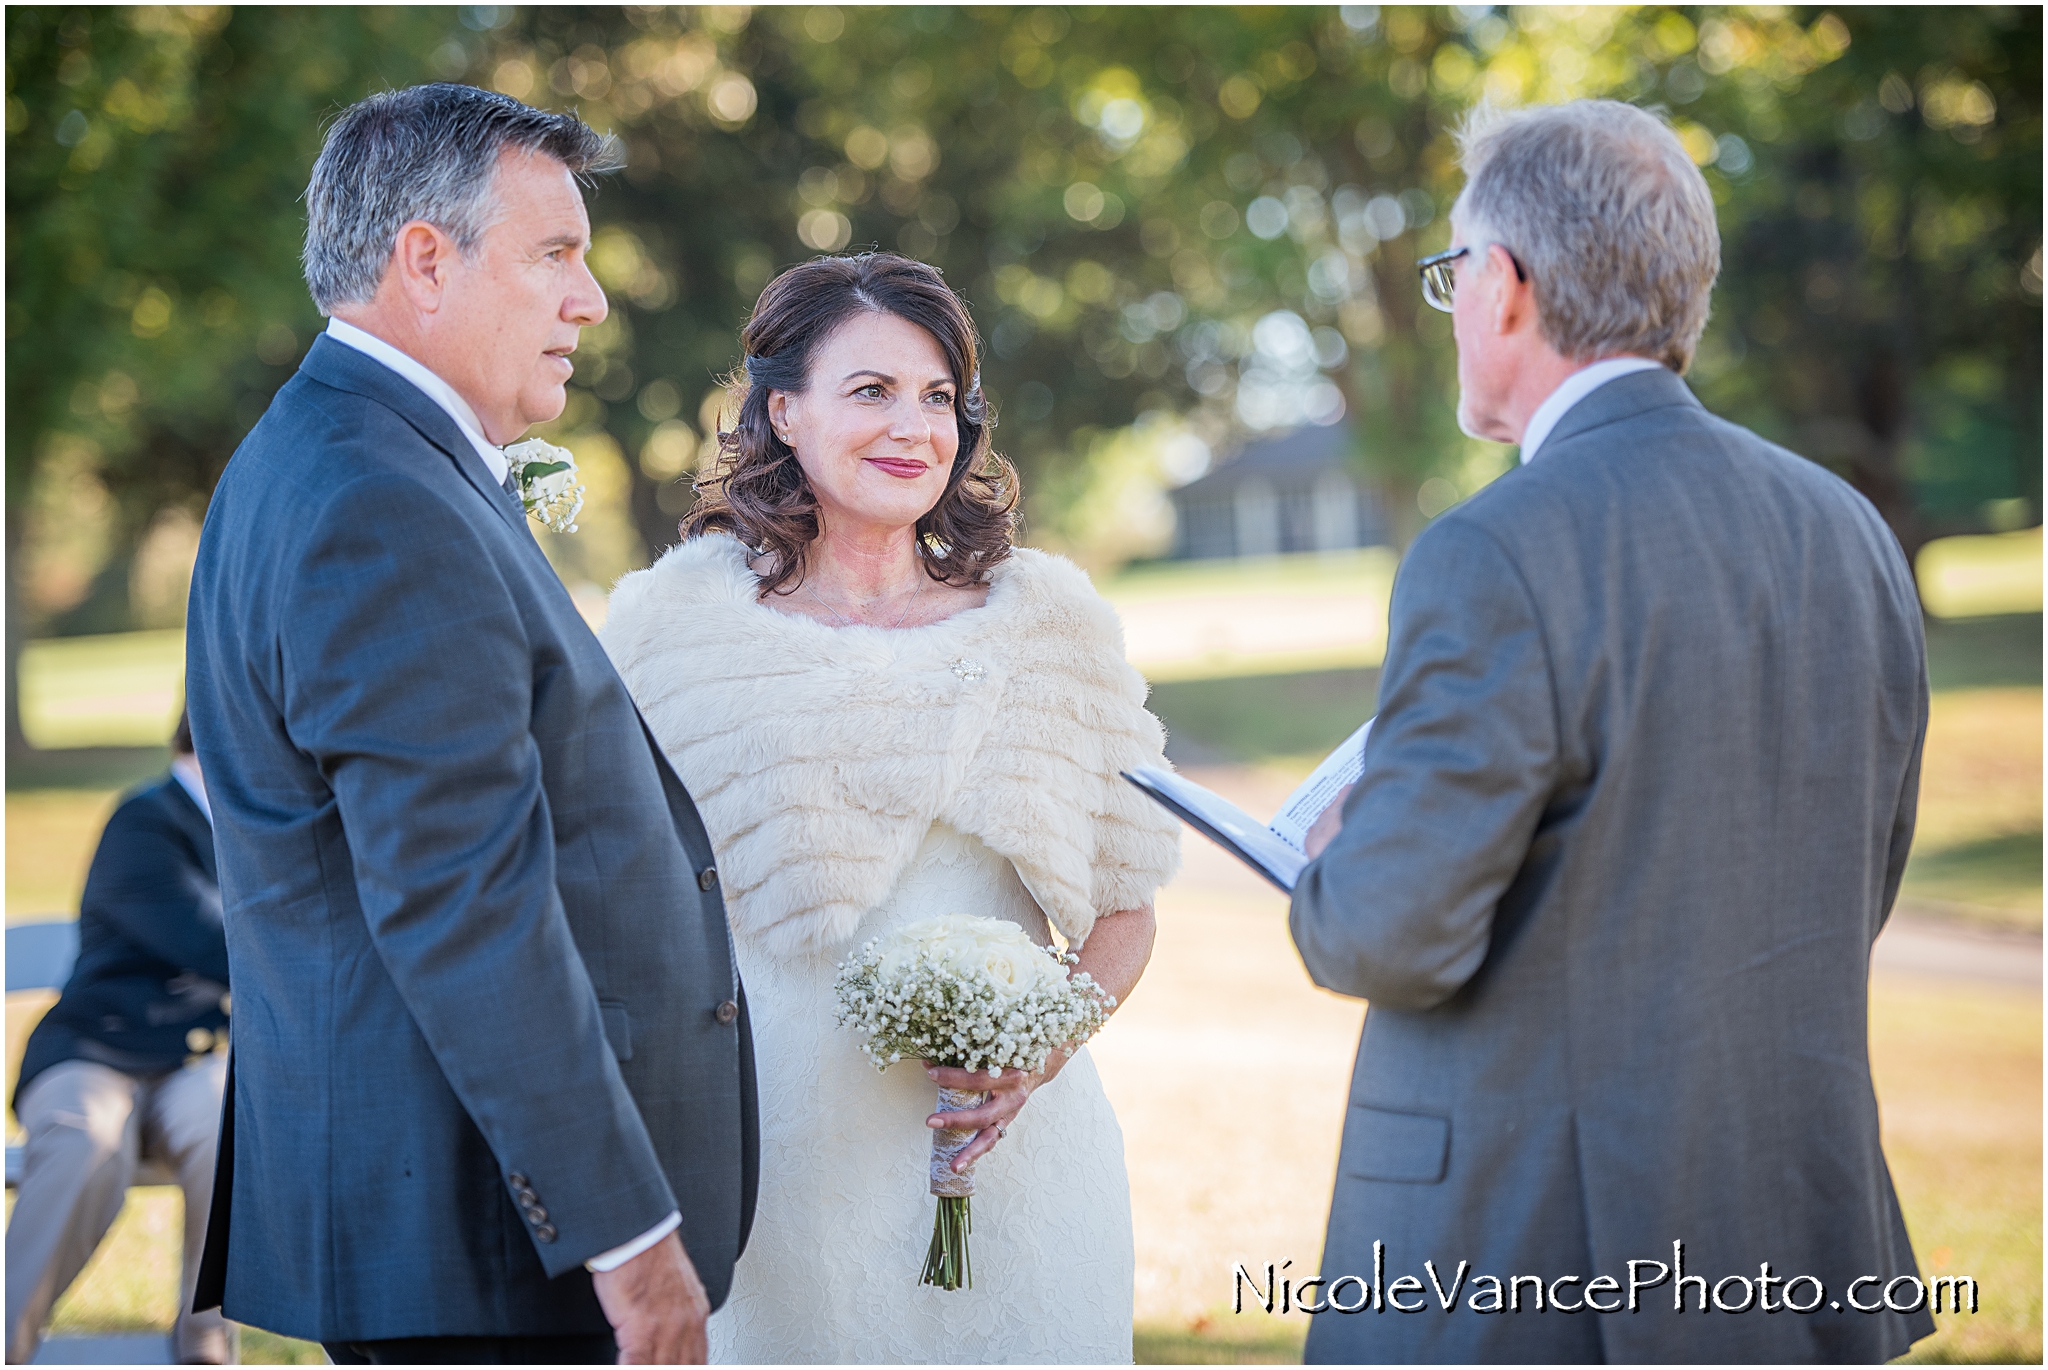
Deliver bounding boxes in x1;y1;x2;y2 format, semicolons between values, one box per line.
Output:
1292;369;1934;1362
185;336;757;1342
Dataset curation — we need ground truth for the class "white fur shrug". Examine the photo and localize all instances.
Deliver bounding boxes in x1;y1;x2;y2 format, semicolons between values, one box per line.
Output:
600;535;1182;956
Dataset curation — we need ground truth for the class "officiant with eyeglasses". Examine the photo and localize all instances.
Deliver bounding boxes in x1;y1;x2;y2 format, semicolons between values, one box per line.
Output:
1292;99;1933;1363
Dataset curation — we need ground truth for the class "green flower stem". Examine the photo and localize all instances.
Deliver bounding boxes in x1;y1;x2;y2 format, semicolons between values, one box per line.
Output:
921;1195;972;1291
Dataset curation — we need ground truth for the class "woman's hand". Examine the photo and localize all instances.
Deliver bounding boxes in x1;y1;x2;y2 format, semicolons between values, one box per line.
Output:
923;1058;1061;1170
922;903;1158;1170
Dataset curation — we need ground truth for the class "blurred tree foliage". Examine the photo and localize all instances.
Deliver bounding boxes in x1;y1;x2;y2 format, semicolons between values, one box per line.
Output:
5;4;2041;754
1667;7;2043;552
5;6;457;750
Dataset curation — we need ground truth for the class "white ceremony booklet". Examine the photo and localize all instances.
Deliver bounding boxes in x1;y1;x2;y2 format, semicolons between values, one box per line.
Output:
1123;718;1373;894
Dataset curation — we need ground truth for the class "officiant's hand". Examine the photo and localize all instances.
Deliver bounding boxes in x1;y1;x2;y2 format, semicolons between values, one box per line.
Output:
591;1232;710;1364
1304;784;1355;859
923;1059;1055;1169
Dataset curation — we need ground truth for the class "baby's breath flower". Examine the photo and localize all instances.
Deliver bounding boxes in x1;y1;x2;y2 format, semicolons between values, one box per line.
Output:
833;915;1112;1075
504;437;586;534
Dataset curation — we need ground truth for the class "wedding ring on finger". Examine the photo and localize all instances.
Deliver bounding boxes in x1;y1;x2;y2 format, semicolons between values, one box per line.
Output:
996;1124;1008;1140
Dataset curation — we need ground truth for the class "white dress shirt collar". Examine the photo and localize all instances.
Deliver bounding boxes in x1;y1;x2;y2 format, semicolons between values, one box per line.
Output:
324;318;509;485
170;754;211;826
1517;356;1666;465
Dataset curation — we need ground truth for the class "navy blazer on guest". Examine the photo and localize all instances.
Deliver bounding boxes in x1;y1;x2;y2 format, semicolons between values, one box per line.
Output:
184;334;757;1343
15;774;227;1109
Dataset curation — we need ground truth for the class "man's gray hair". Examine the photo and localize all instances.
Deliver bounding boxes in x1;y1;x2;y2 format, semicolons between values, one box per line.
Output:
303;83;621;314
1453;100;1720;372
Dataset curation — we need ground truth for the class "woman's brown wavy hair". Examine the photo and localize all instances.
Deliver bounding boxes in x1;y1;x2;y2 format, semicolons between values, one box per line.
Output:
684;252;1018;598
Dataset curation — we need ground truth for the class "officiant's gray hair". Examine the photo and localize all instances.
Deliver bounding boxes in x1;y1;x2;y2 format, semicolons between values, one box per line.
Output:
1453;99;1720;372
302;83;621;313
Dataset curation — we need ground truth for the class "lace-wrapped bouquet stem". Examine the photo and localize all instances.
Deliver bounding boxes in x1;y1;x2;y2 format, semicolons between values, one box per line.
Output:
834;914;1114;1291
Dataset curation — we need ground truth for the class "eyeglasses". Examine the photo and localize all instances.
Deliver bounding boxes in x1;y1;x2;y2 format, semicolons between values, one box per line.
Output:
1416;244;1528;312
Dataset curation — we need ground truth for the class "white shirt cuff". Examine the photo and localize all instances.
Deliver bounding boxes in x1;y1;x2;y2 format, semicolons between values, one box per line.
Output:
585;1210;681;1273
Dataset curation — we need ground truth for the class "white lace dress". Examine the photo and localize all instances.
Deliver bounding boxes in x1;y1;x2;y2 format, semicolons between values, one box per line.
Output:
707;823;1135;1364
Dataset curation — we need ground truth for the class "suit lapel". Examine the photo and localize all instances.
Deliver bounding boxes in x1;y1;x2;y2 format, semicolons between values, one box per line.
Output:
1539;366;1703;454
296;334;529;538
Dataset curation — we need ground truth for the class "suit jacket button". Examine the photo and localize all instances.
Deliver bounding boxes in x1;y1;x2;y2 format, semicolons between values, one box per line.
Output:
697;867;719;891
714;1000;738;1025
508;1174;529;1188
534;1224;557;1243
526;1205;549;1224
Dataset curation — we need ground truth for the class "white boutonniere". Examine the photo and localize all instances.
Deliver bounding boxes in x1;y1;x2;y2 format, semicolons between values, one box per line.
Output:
503;438;585;533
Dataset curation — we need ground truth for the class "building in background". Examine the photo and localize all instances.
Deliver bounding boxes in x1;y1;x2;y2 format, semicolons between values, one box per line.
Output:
1168;424;1387;560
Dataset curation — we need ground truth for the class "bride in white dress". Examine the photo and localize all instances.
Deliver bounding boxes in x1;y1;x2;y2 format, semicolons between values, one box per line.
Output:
600;253;1181;1364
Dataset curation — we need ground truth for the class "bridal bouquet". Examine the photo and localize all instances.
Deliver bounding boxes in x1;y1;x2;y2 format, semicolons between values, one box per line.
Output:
503;437;585;533
834;914;1114;1290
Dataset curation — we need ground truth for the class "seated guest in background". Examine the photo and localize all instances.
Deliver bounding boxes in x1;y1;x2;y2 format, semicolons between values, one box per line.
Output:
6;711;231;1365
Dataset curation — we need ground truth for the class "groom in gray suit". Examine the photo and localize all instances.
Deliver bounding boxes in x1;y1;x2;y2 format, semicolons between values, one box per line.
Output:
185;85;755;1363
1293;101;1934;1362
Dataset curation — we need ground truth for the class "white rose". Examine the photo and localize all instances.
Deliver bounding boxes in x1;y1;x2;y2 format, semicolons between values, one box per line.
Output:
871;914;1074;1010
979;942;1030;989
875;916;963;978
892;916;970;945
505;437;574;469
902;915;992;956
959;922;1067;1000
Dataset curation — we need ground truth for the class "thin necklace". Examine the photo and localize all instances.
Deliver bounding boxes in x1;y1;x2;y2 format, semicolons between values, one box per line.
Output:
805;570;926;630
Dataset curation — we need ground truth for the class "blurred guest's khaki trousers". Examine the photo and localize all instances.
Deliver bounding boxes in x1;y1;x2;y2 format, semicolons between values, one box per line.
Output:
6;1055;231;1365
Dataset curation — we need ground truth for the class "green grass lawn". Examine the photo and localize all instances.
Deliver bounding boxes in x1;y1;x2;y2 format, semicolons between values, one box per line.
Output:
16;630;185;750
1136;1316;1307;1363
2;1187;326;1362
10;619;2036;928
1877;981;2043;1365
1143;616;2041;931
1925;613;2043;693
1124;976;2042;1366
1102;546;1399;604
1917;527;2043;622
1147;614;2043;762
1903;832;2044;926
1148;665;1383;767
9;541;2032;743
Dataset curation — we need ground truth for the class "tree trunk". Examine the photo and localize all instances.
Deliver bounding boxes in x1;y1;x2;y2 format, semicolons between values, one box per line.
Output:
625;464;691;565
1847;347;1928;569
5;499;31;760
